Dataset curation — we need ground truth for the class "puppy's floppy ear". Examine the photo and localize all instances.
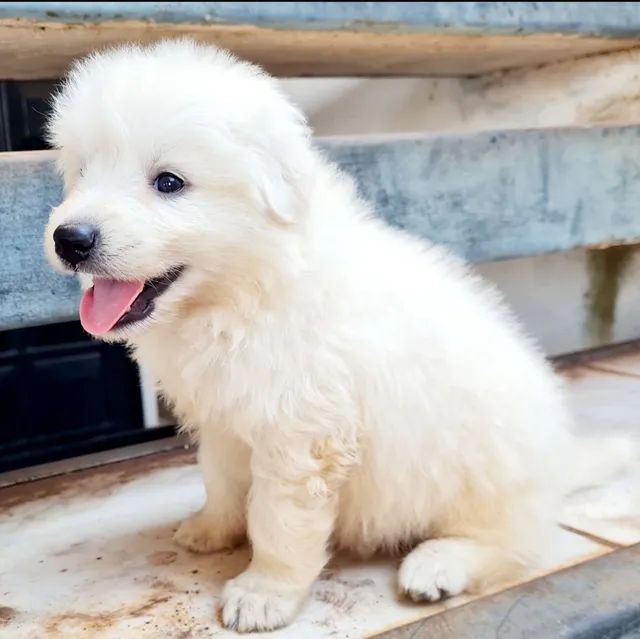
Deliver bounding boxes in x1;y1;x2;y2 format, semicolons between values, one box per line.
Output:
256;104;315;225
258;154;312;225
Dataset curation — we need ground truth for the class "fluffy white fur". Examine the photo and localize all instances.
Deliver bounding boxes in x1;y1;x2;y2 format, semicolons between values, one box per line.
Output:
45;41;576;632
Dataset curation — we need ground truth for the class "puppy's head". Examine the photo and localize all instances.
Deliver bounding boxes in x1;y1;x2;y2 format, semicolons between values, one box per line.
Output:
45;40;315;342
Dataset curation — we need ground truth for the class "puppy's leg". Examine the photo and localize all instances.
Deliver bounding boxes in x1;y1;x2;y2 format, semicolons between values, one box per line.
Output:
221;439;349;632
174;427;250;553
398;537;526;602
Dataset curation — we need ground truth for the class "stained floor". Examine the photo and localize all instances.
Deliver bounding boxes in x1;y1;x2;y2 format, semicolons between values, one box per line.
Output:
1;351;639;638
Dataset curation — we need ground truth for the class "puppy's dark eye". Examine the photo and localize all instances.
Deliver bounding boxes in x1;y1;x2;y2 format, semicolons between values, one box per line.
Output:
154;172;184;194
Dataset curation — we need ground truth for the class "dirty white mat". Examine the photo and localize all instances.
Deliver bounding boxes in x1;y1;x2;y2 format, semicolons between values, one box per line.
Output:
1;354;639;639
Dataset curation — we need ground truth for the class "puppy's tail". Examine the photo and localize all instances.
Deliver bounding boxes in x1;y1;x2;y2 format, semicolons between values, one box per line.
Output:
567;434;640;494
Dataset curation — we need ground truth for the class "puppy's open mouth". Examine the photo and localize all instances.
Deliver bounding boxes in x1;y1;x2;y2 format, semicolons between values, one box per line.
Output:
79;267;184;336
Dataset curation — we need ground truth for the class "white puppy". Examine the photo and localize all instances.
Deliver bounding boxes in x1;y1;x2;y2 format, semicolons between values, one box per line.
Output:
45;40;573;632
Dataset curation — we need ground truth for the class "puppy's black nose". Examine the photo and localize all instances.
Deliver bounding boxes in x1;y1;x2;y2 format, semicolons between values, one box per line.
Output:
53;224;97;267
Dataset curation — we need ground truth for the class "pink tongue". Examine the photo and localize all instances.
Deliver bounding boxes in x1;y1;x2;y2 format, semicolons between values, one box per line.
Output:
80;278;145;335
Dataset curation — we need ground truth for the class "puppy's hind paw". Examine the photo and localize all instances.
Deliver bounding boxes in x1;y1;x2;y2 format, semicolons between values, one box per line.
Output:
399;539;470;603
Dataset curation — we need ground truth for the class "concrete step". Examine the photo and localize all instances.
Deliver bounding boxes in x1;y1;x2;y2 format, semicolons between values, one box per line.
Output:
3;123;640;329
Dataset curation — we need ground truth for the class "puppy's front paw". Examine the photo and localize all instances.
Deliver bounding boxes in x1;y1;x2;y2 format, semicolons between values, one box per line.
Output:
173;510;244;554
221;572;306;633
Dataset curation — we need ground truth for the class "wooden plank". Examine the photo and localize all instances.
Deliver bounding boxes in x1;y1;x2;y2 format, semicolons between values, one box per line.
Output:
4;124;640;329
1;2;640;78
375;543;640;639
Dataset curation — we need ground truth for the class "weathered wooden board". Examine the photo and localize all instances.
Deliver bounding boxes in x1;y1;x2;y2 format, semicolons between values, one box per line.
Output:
1;2;640;78
3;124;640;329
